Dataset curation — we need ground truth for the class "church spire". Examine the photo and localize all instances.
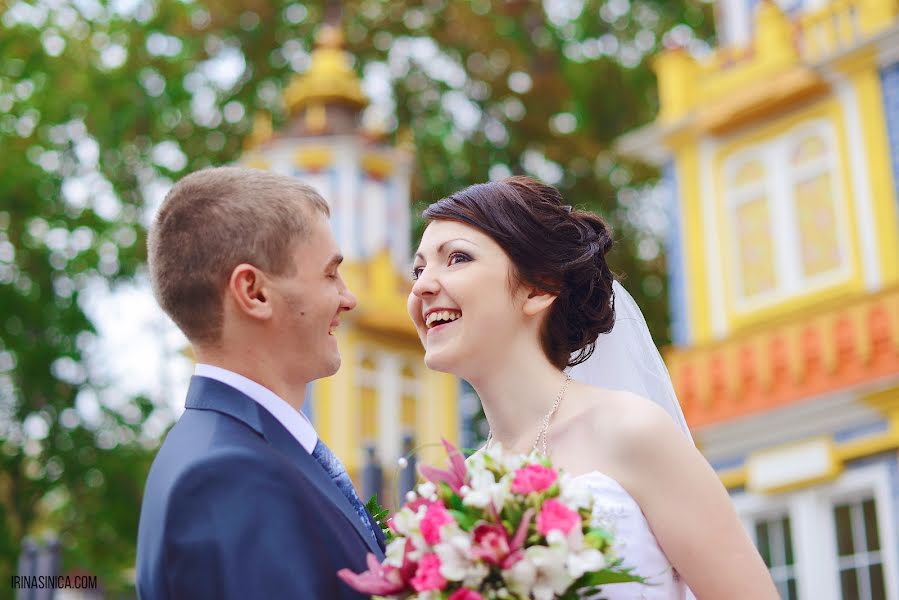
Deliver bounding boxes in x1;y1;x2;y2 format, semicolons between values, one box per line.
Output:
282;21;368;136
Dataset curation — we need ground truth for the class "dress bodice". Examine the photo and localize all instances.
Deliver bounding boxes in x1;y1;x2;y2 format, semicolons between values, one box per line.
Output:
574;470;694;600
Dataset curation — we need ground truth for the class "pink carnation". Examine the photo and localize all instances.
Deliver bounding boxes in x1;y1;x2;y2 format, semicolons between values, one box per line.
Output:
511;464;558;494
410;553;447;592
420;501;455;545
448;589;485;600
536;498;581;536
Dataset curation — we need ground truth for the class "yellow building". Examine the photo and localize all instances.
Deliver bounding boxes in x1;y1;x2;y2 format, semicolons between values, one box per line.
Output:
240;25;459;503
620;1;899;598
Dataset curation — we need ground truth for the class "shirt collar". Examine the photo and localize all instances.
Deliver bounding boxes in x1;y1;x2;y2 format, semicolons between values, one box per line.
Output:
194;363;318;454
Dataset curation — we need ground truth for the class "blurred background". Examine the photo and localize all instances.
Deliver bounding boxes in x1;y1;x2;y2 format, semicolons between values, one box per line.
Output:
1;0;898;598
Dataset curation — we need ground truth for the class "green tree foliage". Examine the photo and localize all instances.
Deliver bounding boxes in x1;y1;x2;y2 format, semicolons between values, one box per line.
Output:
0;0;712;592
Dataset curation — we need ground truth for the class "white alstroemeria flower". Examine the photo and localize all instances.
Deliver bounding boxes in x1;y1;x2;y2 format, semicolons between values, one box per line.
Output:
502;553;537;598
547;521;585;551
465;449;487;471
500;452;526;473
434;532;489;588
434;533;472;580
559;473;594;511
390;506;420;537
416;480;438;500
384;538;407;568
483;441;506;463
525;545;576;600
566;548;607;579
462;562;490;589
462;469;511;511
479;442;526;473
545;530;568;547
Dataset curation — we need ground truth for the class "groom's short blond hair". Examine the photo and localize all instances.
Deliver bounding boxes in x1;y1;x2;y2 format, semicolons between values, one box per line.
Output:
148;166;329;346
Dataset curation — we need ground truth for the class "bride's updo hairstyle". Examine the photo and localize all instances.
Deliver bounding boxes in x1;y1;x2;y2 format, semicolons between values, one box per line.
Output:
422;176;615;369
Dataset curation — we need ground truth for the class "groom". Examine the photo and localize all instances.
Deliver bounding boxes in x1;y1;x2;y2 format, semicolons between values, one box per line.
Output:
136;167;385;599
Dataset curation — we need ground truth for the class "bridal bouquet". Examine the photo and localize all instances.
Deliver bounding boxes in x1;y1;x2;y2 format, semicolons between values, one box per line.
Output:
339;439;643;600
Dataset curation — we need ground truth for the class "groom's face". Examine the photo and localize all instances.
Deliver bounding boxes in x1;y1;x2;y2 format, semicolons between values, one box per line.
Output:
267;213;356;381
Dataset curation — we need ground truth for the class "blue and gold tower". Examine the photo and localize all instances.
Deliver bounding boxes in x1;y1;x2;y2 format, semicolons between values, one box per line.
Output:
621;1;899;597
241;25;459;500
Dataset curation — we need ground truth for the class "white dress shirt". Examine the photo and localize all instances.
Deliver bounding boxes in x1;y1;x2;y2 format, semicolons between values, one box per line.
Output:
194;363;318;454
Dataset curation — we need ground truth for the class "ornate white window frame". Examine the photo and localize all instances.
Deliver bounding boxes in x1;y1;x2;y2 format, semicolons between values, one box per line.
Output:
732;462;899;600
723;119;852;313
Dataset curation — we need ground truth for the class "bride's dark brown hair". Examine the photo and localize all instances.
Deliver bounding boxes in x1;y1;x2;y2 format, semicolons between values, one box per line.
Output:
422;176;615;369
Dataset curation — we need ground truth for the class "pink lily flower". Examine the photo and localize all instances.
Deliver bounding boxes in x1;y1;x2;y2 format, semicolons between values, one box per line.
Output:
470;508;534;570
339;540;418;595
418;438;469;494
337;553;406;596
503;507;535;569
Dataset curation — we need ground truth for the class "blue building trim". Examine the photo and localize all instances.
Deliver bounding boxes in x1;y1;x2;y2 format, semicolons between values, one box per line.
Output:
664;161;690;345
711;455;746;473
834;419;890;444
880;62;899;221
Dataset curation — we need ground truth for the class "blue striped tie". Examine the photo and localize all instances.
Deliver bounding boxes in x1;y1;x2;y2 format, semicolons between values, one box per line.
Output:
311;439;378;545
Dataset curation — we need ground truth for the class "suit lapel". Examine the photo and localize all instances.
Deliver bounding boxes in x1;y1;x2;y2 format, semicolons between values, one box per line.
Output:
185;376;385;558
257;409;384;557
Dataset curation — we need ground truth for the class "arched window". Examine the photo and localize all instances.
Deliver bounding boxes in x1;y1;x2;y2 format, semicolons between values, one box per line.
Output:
729;159;778;299
723;120;848;310
790;134;842;279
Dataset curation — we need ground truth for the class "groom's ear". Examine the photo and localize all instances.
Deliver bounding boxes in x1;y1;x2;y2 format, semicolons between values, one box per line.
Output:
522;287;557;317
227;264;273;320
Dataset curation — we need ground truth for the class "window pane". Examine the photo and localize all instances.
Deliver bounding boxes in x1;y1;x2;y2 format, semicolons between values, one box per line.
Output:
841;568;860;600
792;134;828;165
835;504;855;556
787;578;798;600
756;521;772;567
869;563;886;600
736;196;777;297
782;517;794;565
863;499;881;552
734;160;765;186
794;173;841;277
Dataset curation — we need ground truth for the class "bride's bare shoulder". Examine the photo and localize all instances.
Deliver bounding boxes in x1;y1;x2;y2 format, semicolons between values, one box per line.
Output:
569;382;685;449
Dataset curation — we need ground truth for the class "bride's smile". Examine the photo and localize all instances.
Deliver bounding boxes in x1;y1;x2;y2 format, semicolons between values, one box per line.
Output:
408;219;546;381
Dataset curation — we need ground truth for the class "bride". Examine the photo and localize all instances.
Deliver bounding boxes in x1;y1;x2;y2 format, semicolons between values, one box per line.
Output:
406;176;778;599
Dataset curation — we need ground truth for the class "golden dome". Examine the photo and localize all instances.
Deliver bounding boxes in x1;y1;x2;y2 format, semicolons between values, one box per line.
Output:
283;25;368;115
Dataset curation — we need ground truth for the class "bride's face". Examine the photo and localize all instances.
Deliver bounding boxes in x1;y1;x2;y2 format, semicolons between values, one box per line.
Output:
408;220;527;376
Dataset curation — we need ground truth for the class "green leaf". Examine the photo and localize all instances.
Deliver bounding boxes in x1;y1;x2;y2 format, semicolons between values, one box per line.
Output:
577;566;647;586
448;509;479;532
365;495;394;542
584;527;615;550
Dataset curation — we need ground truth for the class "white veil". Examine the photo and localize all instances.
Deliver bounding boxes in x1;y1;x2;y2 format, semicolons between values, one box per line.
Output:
567;280;693;443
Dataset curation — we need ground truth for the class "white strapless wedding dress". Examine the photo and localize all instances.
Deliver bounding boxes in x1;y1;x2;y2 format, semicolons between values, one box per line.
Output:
574;471;695;600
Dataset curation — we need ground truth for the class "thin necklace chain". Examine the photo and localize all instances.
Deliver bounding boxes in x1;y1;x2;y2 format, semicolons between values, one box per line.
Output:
485;374;572;456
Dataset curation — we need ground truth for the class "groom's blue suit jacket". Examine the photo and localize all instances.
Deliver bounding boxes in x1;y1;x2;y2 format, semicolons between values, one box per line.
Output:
136;376;385;600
